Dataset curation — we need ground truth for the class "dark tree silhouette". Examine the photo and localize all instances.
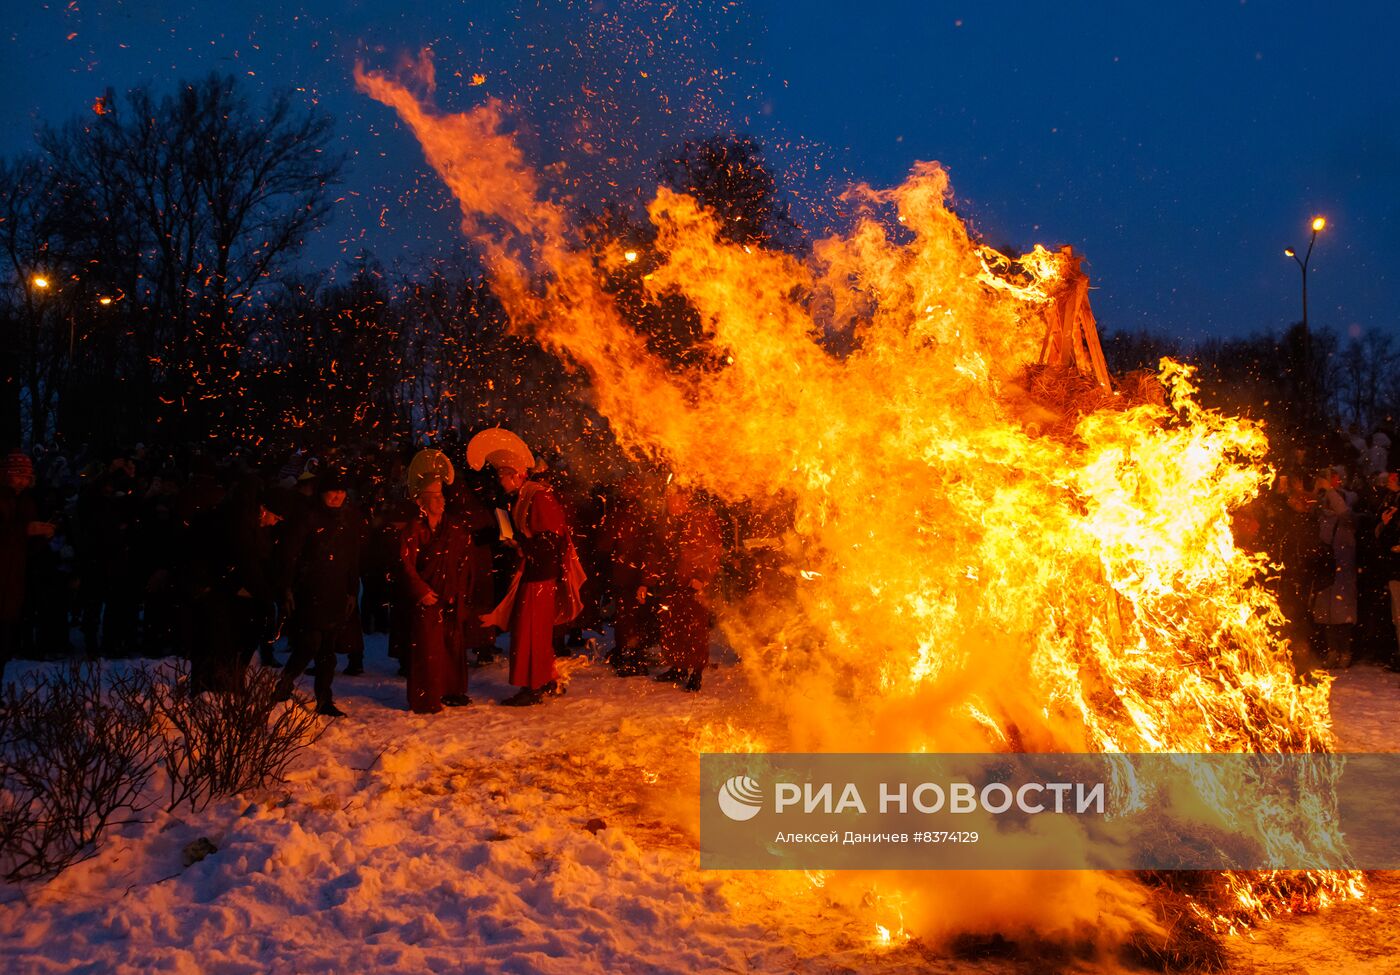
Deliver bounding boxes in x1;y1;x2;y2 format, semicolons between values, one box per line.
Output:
29;74;343;443
659;135;805;253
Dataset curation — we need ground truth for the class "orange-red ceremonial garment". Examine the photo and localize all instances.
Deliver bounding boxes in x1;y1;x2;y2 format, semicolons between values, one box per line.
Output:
400;515;472;712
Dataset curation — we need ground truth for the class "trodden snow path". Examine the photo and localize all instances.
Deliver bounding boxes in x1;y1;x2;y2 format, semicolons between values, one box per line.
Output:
0;638;979;975
1;645;1397;975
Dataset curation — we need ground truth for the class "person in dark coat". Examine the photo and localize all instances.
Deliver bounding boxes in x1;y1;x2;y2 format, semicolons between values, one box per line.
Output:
360;485;400;637
225;477;293;671
274;470;362;716
1374;472;1400;672
600;474;657;676
399;478;473;712
1;450;54;678
383;500;417;675
333;496;369;676
96;458;143;656
445;478;498;665
644;483;724;692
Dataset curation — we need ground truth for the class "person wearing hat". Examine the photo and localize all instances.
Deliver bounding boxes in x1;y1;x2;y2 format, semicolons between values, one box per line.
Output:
273;468;361;716
399;472;474;712
1;449;54;677
642;482;723;692
468;430;586;706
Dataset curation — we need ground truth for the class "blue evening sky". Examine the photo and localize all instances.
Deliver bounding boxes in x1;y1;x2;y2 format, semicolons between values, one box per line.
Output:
2;1;1395;340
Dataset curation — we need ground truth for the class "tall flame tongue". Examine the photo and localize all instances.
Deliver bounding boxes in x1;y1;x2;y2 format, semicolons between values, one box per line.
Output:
357;63;1360;945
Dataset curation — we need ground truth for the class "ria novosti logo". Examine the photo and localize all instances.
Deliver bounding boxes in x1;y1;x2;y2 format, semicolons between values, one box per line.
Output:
717;774;764;821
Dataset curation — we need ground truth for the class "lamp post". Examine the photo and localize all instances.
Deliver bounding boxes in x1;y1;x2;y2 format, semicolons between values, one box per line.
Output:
1284;215;1326;332
1284;216;1326;421
28;272;117;359
29;273;71;357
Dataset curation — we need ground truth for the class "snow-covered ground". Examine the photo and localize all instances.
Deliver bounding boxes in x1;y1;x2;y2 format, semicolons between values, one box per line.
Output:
1222;663;1400;975
2;645;1398;974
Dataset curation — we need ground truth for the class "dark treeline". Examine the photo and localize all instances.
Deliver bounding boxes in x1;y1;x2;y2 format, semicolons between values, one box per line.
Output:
0;74;801;471
5;72;1391;471
1105;322;1400;460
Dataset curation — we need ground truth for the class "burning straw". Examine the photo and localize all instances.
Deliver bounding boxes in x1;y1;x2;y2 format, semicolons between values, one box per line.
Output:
356;56;1362;964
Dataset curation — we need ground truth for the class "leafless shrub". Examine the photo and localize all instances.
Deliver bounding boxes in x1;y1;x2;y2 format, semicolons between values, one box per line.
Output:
0;660;323;884
0;663;164;882
149;662;323;813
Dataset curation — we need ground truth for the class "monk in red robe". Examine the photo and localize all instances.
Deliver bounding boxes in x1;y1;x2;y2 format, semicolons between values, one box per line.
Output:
469;429;585;707
644;484;724;692
399;479;473;713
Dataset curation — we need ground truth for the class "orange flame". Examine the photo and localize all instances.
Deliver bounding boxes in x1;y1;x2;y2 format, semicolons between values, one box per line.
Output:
357;61;1360;944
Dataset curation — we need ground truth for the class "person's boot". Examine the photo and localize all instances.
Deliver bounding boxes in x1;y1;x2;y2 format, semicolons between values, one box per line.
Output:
541;680;565;697
681;669;703;692
653;668;682;684
442;693;472;707
500;687;542;707
271;677;293;703
316;700;346;717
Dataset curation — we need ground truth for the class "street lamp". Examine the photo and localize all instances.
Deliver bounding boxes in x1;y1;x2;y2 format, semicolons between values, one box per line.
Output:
1284;214;1327;331
1283;215;1327;420
28;272;117;358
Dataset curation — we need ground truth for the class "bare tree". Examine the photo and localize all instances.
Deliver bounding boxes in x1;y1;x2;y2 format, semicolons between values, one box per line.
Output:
0;155;64;446
659;135;805;253
1336;331;1398;433
31;74;344;444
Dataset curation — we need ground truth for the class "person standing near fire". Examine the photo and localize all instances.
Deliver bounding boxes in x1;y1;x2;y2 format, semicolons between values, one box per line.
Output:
644;481;723;692
1;450;55;679
274;468;361;717
600;473;658;676
399;450;474;712
1312;465;1359;668
444;471;499;667
1374;472;1400;672
468;430;585;707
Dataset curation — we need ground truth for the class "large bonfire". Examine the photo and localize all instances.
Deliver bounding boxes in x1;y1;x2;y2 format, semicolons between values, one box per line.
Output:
356;57;1362;958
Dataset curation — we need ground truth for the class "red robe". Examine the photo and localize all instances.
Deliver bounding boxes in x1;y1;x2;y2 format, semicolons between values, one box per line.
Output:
399;515;472;712
484;482;585;690
646;505;724;672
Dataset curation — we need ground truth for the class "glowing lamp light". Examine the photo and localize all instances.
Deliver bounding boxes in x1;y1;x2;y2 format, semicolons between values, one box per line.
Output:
32;275;50;289
98;296;113;306
1284;248;1295;258
1311;216;1327;233
623;250;638;263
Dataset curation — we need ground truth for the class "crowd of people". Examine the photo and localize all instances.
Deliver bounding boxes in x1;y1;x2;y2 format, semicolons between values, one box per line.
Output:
6;424;1400;714
1242;429;1400;672
0;432;729;715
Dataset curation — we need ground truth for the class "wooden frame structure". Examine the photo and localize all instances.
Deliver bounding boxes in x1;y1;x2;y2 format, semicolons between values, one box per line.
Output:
1038;246;1112;390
